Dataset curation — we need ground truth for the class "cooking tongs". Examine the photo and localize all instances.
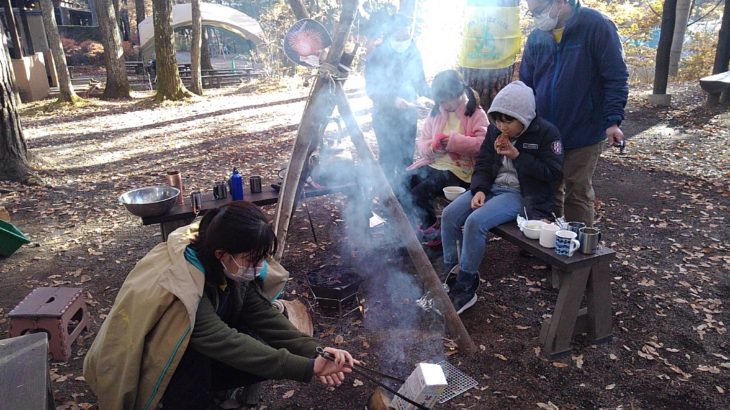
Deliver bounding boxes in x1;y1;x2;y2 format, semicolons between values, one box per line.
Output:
315;347;429;409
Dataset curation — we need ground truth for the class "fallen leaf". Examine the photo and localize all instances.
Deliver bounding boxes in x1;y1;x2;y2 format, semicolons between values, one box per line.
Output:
334;335;344;344
572;354;584;369
282;390;295;399
494;354;507;361
605;384;616;390
552;362;569;368
353;379;364;387
516;325;531;330
717;386;725;394
537;402;559;410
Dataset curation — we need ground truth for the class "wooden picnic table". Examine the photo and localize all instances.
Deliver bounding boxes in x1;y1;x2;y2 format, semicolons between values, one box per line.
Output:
490;222;615;357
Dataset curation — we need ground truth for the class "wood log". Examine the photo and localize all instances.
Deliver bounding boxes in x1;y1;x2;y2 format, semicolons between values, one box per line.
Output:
273;0;359;260
334;83;477;355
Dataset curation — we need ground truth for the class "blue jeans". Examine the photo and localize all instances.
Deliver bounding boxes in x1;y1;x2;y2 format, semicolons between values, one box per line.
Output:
441;186;522;281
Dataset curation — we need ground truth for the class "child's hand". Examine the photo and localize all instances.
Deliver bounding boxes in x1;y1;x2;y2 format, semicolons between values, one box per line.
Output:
494;135;519;160
471;191;486;209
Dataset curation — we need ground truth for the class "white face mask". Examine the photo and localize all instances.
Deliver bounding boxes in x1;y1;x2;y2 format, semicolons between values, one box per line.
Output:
221;255;256;282
533;3;559;31
390;38;411;53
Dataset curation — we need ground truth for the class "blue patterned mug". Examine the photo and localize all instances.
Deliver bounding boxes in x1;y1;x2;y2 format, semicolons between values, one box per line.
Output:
555;230;580;257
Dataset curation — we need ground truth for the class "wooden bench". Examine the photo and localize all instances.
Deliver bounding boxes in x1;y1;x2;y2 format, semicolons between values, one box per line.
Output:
141;184;362;241
699;71;730;105
0;332;55;409
490;223;614;357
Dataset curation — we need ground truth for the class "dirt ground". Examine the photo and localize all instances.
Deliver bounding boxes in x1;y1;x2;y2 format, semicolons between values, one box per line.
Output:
0;78;728;410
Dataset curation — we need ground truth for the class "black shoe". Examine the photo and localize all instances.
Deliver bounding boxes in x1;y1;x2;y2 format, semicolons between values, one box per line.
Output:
449;273;479;314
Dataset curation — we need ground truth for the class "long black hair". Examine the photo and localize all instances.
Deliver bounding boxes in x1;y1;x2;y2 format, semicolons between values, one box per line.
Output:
190;202;277;286
429;69;480;118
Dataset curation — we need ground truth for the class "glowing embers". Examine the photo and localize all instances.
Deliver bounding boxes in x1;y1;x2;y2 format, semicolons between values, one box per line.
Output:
306;265;362;318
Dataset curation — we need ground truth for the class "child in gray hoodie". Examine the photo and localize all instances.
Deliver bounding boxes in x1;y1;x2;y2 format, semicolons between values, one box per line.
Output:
441;80;563;314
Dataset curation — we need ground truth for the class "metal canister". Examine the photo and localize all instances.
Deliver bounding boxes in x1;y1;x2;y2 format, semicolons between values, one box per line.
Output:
190;191;203;214
165;170;184;205
249;175;262;194
213;181;228;199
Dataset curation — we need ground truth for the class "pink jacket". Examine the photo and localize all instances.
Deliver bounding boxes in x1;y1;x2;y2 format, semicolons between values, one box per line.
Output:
409;100;489;170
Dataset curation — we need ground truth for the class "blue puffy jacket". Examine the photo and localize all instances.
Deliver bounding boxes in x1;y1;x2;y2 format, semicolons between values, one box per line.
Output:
519;4;629;150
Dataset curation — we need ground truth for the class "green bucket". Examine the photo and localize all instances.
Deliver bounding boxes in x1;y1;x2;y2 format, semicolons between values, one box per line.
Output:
0;220;31;257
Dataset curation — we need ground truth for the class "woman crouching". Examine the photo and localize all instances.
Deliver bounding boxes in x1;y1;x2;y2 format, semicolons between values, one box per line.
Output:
84;202;355;409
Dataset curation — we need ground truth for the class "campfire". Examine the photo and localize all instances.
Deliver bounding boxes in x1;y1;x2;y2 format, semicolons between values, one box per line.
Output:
306;265;362;318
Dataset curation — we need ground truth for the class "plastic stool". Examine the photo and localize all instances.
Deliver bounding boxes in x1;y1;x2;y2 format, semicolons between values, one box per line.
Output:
9;287;90;361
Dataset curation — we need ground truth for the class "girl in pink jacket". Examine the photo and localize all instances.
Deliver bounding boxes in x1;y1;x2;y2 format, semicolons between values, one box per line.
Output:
407;70;488;241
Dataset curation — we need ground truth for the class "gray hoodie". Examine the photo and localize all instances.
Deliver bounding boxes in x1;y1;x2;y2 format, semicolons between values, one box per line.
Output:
487;81;538;189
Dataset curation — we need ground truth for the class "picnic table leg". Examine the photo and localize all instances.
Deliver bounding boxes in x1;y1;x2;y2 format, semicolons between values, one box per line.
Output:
539;265;591;357
160;218;194;242
585;257;613;342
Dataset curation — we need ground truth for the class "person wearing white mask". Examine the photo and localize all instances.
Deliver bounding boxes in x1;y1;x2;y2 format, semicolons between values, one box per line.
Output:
365;13;429;195
520;0;628;227
84;202;356;409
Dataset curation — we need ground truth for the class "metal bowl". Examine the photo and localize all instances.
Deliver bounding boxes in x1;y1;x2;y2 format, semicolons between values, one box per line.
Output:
118;186;180;217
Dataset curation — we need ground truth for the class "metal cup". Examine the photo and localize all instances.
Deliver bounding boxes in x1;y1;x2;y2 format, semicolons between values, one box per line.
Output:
249;175;262;194
165;170;184;205
567;221;586;236
579;227;601;254
213;181;227;199
190;191;203;214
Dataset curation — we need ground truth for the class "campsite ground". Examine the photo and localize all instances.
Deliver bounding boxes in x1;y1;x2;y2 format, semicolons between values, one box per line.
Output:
0;77;728;409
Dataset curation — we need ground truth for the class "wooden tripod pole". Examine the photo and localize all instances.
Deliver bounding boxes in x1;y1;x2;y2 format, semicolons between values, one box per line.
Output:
273;0;359;260
334;84;477;355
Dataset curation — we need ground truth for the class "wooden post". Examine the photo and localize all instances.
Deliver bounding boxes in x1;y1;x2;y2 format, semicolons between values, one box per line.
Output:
1;0;23;59
334;84;477;355
273;0;358;260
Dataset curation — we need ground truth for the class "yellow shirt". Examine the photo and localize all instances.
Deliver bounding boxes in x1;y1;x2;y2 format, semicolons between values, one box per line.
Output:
430;112;473;182
553;27;565;43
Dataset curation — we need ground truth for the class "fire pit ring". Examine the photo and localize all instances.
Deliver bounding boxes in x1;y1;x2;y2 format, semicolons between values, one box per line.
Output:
306;265;362;318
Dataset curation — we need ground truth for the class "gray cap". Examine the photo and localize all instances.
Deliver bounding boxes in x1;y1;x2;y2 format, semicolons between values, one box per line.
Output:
487;80;536;129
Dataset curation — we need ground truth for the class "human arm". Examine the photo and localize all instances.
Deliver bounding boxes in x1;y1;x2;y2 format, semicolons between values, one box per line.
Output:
189;293;319;382
594;17;629;140
513;120;563;182
444;107;488;156
469;125;499;195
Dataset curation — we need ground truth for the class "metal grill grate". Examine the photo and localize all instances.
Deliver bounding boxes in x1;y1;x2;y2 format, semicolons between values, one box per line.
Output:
437;360;479;404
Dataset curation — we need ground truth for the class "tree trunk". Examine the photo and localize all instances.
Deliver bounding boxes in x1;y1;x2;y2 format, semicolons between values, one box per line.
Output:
712;0;730;75
202;27;213;70
39;0;79;103
0;36;30;182
461;66;514;111
135;0;145;44
286;0;310;20
94;0;131;98
459;0;519;110
653;0;678;95
190;0;203;95
153;0;191;101
1;0;23;59
712;0;730;104
669;0;692;76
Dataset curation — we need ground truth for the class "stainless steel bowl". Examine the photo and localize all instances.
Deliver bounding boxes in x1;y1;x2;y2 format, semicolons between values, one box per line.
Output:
118;186;181;217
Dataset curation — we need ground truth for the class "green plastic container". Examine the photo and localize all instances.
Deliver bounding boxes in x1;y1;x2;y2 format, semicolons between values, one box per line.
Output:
0;220;31;257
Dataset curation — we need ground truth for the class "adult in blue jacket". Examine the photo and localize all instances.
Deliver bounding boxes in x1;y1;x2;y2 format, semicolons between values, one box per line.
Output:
520;0;628;226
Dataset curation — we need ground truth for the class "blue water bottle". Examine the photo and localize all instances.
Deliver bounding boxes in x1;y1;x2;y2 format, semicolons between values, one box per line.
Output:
229;168;244;201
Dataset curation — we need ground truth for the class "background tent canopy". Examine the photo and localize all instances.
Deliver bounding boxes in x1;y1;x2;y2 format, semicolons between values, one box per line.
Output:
138;2;265;53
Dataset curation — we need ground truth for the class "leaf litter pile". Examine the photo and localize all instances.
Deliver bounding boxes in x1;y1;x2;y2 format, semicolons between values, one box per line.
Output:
0;80;728;409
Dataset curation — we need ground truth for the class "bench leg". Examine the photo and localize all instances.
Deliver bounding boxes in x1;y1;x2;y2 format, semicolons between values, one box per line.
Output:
585;257;613;342
539;265;591;357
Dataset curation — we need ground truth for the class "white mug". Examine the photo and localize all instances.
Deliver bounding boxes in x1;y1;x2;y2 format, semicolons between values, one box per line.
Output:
539;223;560;248
555;230;580;257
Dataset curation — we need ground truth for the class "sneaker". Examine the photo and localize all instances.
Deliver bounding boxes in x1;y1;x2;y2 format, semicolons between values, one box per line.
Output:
449;273;480;314
451;291;477;315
